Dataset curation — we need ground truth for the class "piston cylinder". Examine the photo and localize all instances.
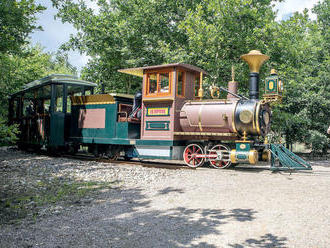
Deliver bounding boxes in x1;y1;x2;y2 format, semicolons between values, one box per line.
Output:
230;149;258;164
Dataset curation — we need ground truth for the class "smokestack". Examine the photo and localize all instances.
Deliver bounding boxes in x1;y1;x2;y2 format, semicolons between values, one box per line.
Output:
240;50;269;100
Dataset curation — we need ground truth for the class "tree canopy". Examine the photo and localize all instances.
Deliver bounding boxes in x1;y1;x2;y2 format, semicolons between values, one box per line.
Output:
51;0;329;152
0;0;45;54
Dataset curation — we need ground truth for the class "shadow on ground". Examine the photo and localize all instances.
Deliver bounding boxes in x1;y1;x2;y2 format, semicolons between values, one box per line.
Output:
229;233;288;247
0;148;289;247
1;184;288;248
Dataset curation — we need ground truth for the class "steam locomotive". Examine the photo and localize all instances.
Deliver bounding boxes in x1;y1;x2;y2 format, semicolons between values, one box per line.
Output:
9;50;284;168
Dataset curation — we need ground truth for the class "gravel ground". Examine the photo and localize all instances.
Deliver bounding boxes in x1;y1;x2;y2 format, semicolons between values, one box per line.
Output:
0;148;329;248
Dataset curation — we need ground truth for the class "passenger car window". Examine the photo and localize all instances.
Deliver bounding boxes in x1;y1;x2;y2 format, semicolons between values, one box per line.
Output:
55;85;63;112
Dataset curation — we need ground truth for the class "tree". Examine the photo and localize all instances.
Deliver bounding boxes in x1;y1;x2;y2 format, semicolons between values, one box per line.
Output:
0;0;45;54
268;4;330;153
52;0;280;93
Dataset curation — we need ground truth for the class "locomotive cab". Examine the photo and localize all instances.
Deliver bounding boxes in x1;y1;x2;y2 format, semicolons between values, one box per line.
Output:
119;63;207;141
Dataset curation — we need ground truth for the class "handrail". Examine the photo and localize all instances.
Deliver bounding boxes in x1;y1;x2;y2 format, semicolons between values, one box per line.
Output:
270;144;312;171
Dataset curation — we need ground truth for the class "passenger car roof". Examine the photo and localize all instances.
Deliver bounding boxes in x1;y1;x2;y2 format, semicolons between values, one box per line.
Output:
11;74;97;97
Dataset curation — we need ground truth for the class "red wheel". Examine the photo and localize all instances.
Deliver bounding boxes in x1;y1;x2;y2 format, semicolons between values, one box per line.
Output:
208;144;231;169
183;144;205;168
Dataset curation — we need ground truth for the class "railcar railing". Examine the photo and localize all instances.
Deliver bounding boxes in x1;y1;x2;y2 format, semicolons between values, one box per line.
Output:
269;144;312;171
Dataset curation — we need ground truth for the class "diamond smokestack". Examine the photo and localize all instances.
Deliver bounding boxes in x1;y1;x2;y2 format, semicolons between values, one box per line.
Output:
240;50;269;100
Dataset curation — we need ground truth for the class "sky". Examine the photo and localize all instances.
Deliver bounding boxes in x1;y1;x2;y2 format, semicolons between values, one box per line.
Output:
30;0;321;73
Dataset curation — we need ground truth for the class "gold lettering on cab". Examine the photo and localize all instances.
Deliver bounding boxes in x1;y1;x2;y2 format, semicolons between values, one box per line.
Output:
147;107;169;116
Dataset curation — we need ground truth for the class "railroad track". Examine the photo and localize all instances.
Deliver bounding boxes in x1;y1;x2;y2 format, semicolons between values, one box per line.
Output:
61;153;195;170
13;147;329;176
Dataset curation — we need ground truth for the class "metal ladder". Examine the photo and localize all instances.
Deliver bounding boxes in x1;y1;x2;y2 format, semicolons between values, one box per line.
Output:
269;144;312;171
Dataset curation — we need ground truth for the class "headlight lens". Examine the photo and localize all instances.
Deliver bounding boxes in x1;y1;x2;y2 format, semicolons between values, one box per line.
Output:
239;110;253;124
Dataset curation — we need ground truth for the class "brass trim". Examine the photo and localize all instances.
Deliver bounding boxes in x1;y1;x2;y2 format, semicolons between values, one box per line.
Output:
255;102;261;135
232;101;238;133
262;149;271;162
198;104;203;131
72;101;115;106
240;50;270;73
230;149;237;163
185;99;234;104
143;97;174;102
71;94;115;106
174;132;237;137
210;85;220;99
198;71;204;99
248;150;258;164
252;101;257;132
235;140;252;143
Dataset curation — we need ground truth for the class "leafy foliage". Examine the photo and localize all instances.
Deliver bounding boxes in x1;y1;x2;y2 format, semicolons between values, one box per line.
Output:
0;1;76;144
269;7;330;152
0;0;45;54
0;116;19;145
0;46;77;116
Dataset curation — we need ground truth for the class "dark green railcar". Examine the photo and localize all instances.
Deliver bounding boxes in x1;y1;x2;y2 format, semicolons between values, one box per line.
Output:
8;74;96;151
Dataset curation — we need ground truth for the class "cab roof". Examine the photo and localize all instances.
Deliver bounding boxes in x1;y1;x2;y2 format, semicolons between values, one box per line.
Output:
118;63;207;78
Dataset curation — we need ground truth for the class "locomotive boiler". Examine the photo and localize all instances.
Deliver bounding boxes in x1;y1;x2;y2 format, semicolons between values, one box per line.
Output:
180;50;271;137
180;99;271;137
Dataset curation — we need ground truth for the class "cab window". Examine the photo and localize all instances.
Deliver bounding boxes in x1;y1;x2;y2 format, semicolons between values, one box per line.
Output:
177;71;185;97
159;72;169;93
148;73;157;94
146;71;172;96
194;74;200;97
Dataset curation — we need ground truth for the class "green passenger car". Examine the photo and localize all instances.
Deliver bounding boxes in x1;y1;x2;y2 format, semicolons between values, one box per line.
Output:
8;74;96;151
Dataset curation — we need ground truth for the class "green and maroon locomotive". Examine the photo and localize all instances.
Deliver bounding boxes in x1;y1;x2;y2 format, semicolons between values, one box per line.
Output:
10;50;310;170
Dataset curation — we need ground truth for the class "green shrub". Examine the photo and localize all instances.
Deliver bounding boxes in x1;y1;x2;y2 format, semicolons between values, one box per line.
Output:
0;116;19;145
306;130;329;154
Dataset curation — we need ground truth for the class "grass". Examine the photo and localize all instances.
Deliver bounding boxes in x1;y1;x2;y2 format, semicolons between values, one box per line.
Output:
0;178;114;225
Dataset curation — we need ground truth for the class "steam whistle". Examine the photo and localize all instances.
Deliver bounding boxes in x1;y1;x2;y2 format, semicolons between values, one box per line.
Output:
240;50;269;100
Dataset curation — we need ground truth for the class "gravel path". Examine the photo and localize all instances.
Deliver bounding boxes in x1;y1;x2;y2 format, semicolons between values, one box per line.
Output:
0;148;329;247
